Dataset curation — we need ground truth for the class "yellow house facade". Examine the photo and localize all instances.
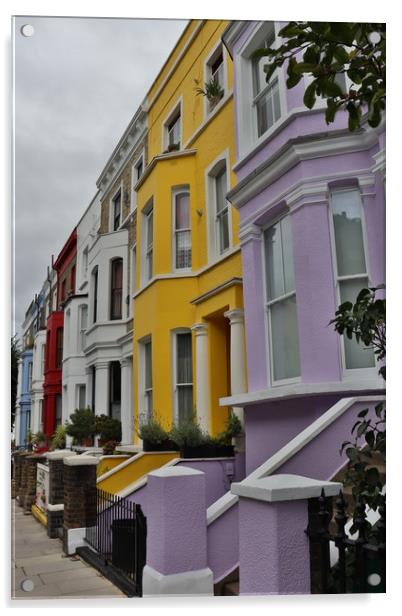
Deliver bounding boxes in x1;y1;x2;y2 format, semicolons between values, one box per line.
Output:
133;20;247;440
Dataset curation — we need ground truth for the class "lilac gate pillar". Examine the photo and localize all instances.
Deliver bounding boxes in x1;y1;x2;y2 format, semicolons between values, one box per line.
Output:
142;466;213;597
231;474;342;595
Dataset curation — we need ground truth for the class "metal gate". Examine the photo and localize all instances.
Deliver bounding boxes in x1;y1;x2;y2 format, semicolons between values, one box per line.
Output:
85;488;147;596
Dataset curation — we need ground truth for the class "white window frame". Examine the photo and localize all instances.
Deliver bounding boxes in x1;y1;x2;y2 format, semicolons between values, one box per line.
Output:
172;186;192;272
172;329;193;425
82;246;89;281
109;182;123;232
130;243;137;318
327;186;376;378
76;384;86;409
78;304;88;353
41;344;46;375
142;201;154;284
131;151;145;211
162;98;183;153
202;41;228;117
261;212;301;387
138;337;153;422
205;149;232;262
236;21;287;157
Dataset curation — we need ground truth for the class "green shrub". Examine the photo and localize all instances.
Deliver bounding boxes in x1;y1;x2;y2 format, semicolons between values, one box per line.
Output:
137;416;169;444
95;414;122;442
169;420;205;449
32;431;46;445
65;408;96;442
51;425;66;449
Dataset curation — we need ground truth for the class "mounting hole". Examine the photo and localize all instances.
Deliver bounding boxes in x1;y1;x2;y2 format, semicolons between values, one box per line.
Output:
20;578;34;592
367;573;381;587
20;24;34;37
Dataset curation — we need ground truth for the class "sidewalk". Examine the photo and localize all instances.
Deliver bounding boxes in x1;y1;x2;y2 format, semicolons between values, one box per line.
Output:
12;501;124;599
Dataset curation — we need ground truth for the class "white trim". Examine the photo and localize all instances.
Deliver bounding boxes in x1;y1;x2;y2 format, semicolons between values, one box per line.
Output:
65;527;90;556
171;186;192;273
63;456;98;466
131;150;145;212
46;503;64;512
171;328;193;425
207;395;385;524
46;449;76;460
204;148;232;262
327;186;375;374
108;182;123;233
143;565;213;597
133;245;241;299
231;474;342;503
96;452;142;483
161;96;183;153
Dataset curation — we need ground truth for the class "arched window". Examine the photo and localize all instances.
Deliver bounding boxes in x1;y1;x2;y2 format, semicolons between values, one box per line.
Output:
110;258;123;320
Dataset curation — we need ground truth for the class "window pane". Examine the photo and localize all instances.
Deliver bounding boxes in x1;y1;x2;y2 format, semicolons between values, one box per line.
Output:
218;209;230;253
176;230;192;269
175;193;190;229
177;333;192;384
178;386;193;424
331;190;367;276
78;385;86;409
270;295;300;380
215;168;227;213
264;222;284;300
340;279;375;369
281;216;295;294
147;211;153;249
145;342;152;389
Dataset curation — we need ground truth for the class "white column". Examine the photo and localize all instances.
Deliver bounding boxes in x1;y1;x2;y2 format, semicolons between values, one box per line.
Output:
94;361;109;416
120;357;133;444
224;309;246;425
191;323;210;433
15;359;23;446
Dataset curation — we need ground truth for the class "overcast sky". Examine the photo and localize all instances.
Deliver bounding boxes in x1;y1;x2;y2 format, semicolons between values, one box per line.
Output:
13;15;187;335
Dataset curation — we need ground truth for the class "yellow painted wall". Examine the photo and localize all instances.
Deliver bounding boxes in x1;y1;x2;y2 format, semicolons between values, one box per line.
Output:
97;452;180;494
133;20;245;443
96;455;131;478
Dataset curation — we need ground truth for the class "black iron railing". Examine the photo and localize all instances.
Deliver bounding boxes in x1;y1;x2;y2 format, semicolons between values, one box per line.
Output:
85;488;147;596
306;489;385;594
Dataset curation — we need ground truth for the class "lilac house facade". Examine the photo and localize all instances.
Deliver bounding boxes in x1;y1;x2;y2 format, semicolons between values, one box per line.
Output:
221;20;385;475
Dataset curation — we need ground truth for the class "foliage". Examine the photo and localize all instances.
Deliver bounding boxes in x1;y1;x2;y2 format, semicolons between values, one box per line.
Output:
32;431;46;445
340;402;385;513
331;286;386;512
169;419;205;449
255;22;385;131
11;336;21;430
25;429;33;445
330;285;385;379
95;414;122;442
65;407;96;442
137;415;170;444
194;77;224;102
102;440;118;455
51;425;66;449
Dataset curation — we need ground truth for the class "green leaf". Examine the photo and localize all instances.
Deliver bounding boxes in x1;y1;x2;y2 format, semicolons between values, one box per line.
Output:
325;98;338;124
365;431;375;448
346;447;358;461
357;408;369;418
303;81;317;109
333;45;350;64
304;45;320;65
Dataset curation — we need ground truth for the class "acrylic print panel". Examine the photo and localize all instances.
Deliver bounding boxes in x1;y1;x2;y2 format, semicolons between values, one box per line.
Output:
12;15;385;601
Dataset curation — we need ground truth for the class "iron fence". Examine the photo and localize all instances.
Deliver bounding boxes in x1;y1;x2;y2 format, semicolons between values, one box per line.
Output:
85;488;147;596
306;489;385;594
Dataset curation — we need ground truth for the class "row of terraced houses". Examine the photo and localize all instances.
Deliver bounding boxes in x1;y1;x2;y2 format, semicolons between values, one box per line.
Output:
15;20;385;596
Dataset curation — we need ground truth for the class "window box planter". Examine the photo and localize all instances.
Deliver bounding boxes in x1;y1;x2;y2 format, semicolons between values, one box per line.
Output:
142;439;179;452
181;444;234;458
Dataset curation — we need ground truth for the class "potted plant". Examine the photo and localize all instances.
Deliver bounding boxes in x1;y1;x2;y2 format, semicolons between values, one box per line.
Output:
194;77;224;110
95;415;122;446
169;419;210;458
102;440;118;455
137;416;178;452
51;424;66;450
167;142;180;153
65;407;96;447
32;430;47;453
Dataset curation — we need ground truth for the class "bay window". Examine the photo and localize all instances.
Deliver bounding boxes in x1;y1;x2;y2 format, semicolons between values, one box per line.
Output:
174;190;191;269
330;188;375;370
264;215;300;382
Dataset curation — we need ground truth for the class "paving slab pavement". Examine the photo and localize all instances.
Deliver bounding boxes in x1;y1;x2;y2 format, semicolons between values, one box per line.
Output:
11;500;124;600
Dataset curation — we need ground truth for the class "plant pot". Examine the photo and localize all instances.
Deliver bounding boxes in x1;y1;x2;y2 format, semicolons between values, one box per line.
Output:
167;143;180;152
79;437;94;447
181;444;235;458
143;438;179;452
